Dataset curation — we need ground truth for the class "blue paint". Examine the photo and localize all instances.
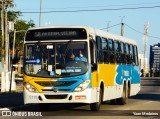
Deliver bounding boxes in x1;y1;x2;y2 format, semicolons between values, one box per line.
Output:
51;69;91;92
116;65;140;85
25;59;41;64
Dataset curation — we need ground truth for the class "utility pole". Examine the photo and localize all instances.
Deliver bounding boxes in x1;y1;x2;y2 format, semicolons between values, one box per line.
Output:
5;4;9;72
1;0;13;92
143;21;149;77
120;16;125;36
39;0;42;27
1;0;6;92
5;3;11;91
106;21;111;32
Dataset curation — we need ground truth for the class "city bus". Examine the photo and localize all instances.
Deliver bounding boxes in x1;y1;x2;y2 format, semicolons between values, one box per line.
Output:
23;26;140;111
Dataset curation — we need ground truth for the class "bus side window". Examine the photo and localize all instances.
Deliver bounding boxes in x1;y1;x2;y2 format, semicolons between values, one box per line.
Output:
120;42;126;64
96;36;103;63
114;40;120;64
125;43;130;64
102;38;109;63
135;46;139;65
89;39;97;64
108;39;115;63
130;44;133;65
133;46;138;65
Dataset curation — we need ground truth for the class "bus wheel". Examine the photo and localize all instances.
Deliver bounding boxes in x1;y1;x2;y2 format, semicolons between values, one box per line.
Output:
90;88;102;111
116;84;128;105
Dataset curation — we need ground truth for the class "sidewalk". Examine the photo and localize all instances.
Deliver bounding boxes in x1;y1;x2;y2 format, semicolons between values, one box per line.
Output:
0;79;23;92
0;93;23;109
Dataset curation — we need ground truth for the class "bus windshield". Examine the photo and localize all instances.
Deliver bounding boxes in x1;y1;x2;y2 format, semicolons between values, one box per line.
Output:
24;41;88;78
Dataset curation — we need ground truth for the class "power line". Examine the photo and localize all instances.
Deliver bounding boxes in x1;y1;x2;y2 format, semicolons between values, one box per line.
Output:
125;24;144;34
125;23;160;39
17;5;160;13
13;1;160;11
101;23;160;40
100;23;121;30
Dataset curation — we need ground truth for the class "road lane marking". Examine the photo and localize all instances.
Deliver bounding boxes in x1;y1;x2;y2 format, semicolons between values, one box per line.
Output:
143;101;153;105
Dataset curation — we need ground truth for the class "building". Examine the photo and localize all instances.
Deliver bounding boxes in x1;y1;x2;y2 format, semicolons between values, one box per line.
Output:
149;43;160;77
138;53;148;76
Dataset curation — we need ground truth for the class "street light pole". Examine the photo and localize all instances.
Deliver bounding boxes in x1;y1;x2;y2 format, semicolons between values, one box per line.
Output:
9;29;26;92
9;29;16;93
12;29;26;59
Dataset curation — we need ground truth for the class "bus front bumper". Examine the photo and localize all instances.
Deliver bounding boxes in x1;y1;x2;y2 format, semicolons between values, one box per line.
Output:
23;88;98;104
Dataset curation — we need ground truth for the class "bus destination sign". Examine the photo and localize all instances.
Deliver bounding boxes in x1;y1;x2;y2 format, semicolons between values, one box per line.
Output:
25;28;87;41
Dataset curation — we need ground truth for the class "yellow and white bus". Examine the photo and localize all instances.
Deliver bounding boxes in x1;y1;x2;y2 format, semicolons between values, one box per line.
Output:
23;26;140;111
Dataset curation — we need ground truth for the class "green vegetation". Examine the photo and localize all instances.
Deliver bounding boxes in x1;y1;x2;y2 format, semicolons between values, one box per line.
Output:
0;1;35;52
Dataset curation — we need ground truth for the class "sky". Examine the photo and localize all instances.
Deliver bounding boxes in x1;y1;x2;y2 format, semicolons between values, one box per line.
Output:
12;0;160;62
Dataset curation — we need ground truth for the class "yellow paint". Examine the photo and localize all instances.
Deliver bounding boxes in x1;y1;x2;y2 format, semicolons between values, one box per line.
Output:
91;64;117;88
91;71;98;87
23;74;52;93
24;63;118;92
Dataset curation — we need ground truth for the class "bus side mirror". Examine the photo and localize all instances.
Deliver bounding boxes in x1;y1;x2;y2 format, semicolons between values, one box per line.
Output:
92;63;97;71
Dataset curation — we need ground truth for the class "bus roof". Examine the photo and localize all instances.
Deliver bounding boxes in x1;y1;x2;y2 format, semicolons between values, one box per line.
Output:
86;26;138;46
27;25;138;46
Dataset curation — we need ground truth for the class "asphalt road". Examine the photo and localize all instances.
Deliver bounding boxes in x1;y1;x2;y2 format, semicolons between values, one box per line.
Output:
0;78;160;118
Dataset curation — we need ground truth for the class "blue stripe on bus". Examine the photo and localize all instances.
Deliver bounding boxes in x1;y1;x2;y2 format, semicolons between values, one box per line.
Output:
51;72;91;92
116;65;140;85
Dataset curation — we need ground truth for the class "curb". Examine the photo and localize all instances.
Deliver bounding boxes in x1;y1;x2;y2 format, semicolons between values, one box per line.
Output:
0;108;10;110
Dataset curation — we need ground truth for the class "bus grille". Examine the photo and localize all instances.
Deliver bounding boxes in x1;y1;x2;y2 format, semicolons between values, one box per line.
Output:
35;81;76;87
44;94;68;99
42;89;71;92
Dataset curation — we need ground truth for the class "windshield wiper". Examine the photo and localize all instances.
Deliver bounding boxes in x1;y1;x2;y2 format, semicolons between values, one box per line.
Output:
35;41;48;56
63;40;73;59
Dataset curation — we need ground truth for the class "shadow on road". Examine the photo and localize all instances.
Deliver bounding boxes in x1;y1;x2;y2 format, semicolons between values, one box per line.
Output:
0;93;24;108
130;93;160;101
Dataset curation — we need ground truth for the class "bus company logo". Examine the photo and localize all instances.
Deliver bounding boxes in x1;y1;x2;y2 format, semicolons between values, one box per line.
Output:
53;88;58;92
36;59;40;63
2;111;11;116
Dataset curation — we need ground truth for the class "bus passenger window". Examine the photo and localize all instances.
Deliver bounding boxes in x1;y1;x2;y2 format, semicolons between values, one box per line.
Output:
114;40;121;64
120;42;126;64
135;46;139;65
102;38;109;63
133;46;138;65
130;44;133;64
96;36;103;63
90;39;96;64
108;39;115;63
125;44;130;64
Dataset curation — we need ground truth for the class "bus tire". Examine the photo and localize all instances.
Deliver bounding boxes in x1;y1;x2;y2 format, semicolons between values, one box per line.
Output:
116;83;128;105
90;88;102;111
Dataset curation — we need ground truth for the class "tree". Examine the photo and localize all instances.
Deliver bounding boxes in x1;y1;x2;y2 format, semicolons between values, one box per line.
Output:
8;10;21;21
0;1;35;52
9;19;35;50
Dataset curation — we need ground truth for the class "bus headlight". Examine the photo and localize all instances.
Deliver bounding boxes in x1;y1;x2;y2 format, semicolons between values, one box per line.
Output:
74;80;90;92
24;82;38;93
